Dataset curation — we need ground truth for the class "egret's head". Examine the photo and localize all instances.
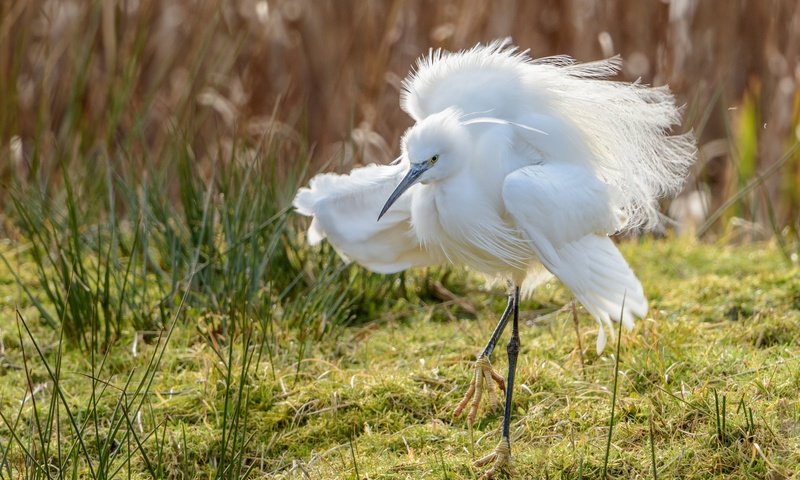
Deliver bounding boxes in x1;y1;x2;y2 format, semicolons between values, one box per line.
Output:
378;108;468;220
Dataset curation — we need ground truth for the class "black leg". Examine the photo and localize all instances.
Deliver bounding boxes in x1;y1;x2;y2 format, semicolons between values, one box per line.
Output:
501;286;521;441
480;291;515;359
473;286;521;476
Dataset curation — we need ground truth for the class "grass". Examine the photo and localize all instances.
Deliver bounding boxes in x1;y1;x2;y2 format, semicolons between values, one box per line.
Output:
1;235;799;478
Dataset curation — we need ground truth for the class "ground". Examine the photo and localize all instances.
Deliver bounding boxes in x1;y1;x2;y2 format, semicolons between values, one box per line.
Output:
0;238;798;479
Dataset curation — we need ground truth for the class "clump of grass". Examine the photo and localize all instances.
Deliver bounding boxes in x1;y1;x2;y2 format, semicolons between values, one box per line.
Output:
0;72;407;480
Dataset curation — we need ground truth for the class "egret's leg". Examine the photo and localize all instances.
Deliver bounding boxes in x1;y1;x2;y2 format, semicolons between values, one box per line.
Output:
480;291;516;358
474;286;520;478
454;291;514;423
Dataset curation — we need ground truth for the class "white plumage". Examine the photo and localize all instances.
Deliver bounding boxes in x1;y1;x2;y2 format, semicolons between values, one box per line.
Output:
293;162;442;273
294;39;695;352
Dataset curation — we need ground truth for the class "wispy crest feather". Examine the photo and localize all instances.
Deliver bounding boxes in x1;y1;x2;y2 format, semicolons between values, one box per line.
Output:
401;38;696;231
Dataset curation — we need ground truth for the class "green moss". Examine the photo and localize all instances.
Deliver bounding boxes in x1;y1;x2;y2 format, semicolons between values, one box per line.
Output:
1;239;799;478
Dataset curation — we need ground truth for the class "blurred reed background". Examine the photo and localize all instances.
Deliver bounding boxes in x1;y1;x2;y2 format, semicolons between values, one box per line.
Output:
1;0;799;237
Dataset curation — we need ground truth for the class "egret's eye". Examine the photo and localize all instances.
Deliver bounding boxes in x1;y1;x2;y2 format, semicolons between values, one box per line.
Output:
430;154;439;164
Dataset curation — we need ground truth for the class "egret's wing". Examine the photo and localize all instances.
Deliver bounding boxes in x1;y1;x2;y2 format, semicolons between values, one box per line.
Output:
502;163;647;353
293;163;440;274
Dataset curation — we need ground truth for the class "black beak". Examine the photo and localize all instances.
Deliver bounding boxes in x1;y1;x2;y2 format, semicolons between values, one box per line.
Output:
378;163;428;221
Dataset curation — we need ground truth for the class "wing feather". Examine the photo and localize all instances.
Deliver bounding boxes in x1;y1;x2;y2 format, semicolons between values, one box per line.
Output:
502;163;647;353
293;164;440;273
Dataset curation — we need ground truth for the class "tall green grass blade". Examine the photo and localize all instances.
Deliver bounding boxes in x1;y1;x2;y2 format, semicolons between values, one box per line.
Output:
602;292;626;478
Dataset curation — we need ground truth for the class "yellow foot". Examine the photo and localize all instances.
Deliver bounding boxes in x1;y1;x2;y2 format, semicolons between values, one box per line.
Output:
474;438;514;479
454;355;505;425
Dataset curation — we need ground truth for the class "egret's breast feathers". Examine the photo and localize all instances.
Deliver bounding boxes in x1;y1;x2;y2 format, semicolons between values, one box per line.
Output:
410;181;534;276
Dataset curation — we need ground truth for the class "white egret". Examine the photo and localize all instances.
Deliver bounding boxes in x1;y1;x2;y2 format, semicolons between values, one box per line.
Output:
293;39;695;477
